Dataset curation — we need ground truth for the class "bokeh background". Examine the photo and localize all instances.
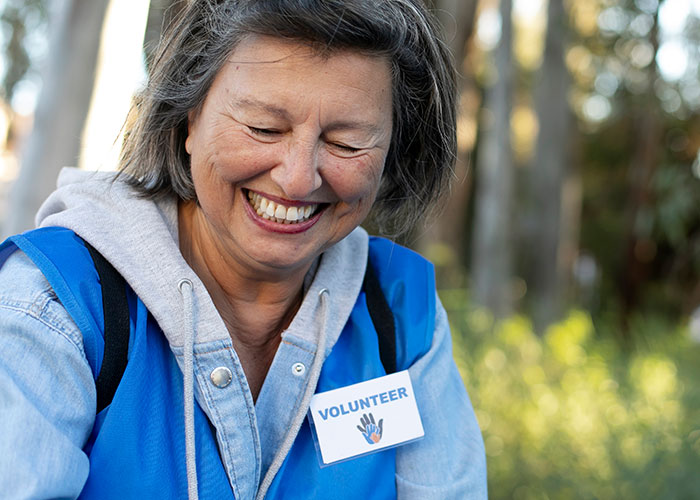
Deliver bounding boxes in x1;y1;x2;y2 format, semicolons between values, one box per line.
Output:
0;0;698;498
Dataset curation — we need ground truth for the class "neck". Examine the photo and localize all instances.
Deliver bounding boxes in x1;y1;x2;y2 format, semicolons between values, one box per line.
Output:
178;201;309;341
178;201;311;399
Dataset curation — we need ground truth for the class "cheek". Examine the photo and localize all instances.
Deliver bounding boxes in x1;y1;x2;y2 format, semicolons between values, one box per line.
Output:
324;157;385;204
191;136;277;187
190;160;234;217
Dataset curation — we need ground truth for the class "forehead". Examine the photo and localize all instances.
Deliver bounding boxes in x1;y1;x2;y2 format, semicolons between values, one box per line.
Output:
226;34;388;71
205;35;393;125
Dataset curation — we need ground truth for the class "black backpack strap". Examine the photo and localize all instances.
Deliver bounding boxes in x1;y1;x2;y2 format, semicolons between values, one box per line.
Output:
82;242;396;410
363;258;397;375
84;242;130;414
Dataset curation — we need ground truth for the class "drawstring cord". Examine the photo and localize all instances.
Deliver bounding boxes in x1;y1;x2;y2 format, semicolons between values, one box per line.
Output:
177;280;330;500
178;278;199;500
256;288;331;500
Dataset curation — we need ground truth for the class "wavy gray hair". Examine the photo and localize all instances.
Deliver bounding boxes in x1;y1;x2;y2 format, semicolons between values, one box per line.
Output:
119;0;457;236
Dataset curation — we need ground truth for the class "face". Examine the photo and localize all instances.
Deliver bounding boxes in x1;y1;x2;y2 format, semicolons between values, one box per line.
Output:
184;35;393;276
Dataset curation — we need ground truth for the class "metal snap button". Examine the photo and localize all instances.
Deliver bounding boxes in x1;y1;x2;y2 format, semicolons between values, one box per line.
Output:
292;362;306;376
210;366;232;388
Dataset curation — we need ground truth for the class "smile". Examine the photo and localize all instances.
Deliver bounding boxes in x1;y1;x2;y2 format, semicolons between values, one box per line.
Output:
246;190;322;224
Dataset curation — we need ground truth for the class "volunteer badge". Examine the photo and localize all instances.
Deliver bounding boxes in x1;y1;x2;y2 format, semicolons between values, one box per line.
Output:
309;370;424;466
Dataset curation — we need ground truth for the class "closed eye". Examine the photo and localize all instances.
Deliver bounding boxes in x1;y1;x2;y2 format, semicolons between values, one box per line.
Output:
330;143;362;154
248;126;280;136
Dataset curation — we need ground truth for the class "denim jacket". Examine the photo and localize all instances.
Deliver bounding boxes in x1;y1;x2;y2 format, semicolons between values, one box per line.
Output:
0;169;487;499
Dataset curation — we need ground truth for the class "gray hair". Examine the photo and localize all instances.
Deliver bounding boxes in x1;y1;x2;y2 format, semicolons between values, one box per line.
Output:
119;0;457;236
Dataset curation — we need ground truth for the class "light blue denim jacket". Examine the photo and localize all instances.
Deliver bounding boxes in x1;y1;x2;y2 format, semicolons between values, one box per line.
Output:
0;169;487;499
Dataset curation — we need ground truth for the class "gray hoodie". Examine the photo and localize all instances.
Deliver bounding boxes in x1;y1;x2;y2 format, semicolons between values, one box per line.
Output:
37;167;369;498
26;167;486;499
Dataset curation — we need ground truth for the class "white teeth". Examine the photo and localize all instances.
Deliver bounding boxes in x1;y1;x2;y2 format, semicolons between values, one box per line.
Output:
247;190;319;224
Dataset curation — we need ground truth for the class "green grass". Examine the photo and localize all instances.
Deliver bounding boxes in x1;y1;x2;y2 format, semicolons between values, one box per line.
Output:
444;298;700;500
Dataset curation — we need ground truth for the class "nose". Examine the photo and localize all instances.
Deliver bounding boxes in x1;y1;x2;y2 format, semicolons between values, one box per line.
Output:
270;139;323;199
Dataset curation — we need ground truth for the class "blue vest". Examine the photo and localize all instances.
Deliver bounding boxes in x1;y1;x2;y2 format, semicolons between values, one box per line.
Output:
0;227;435;499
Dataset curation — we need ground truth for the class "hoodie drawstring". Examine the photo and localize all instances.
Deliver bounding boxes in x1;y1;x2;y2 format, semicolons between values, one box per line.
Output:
256;287;331;500
176;281;330;500
178;278;199;500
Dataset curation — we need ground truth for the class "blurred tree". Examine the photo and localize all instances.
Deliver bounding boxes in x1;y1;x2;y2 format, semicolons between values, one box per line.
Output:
618;10;662;326
143;0;187;69
571;0;700;328
527;0;575;333
430;0;477;59
416;0;478;256
444;0;700;332
0;0;46;102
471;0;515;318
2;0;110;237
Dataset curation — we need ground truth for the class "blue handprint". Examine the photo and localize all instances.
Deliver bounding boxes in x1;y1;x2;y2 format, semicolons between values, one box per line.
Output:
356;413;383;445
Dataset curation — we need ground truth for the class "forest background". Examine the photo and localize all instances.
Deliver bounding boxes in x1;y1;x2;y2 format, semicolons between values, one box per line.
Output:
0;0;698;498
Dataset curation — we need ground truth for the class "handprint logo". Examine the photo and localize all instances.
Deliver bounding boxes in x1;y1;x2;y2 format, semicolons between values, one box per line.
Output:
356;413;383;445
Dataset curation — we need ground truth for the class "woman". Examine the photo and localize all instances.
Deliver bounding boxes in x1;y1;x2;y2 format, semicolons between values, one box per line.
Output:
0;0;486;498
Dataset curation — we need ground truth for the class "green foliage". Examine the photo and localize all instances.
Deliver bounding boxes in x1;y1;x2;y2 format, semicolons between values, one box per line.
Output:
570;0;700;319
446;298;700;499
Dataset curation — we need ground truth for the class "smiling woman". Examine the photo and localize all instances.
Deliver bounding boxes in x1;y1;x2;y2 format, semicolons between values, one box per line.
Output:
0;1;486;499
181;37;393;281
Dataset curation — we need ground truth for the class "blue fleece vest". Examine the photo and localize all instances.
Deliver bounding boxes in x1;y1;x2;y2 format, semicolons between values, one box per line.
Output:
0;227;435;499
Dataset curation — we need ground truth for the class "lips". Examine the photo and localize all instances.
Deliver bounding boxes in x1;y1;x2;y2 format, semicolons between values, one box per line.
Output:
245;190;325;225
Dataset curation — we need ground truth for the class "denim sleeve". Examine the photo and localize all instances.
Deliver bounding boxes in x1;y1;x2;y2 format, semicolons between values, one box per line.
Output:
396;293;488;499
0;250;95;499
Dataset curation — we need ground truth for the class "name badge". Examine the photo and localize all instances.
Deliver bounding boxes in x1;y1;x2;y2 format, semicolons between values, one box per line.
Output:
308;370;424;466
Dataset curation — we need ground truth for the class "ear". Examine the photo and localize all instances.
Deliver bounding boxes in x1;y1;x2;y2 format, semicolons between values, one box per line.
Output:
185;109;198;155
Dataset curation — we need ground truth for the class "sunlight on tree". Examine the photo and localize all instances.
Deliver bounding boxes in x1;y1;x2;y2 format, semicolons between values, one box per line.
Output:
80;0;149;171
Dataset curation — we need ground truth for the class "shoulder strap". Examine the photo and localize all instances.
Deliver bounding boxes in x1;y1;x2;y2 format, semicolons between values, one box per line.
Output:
83;244;397;411
1;228;131;413
84;242;130;414
363;259;397;375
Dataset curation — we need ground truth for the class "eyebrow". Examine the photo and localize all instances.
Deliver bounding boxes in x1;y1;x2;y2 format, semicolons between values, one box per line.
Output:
323;120;385;137
233;97;291;121
233;97;386;136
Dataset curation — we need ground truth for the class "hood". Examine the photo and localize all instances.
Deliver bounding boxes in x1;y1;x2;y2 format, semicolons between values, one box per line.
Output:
37;167;371;500
36;167;368;357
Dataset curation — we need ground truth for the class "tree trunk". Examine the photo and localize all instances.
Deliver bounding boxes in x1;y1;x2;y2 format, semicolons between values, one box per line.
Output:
2;0;110;237
470;0;514;318
415;0;477;261
619;109;662;320
618;11;662;333
143;0;187;69
528;0;572;333
432;0;477;60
